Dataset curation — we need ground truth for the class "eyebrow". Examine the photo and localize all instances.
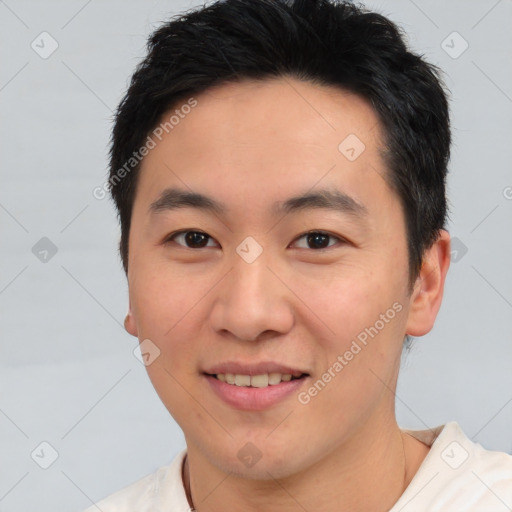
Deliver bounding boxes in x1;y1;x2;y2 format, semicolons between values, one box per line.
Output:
149;186;368;219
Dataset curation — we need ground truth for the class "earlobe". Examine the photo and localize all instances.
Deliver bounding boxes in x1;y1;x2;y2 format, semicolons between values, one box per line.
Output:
405;230;451;337
124;300;138;337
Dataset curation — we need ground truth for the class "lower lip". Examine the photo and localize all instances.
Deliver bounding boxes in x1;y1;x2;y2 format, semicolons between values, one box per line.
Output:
204;374;308;411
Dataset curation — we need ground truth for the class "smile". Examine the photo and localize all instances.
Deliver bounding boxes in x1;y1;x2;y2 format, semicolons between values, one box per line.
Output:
211;372;305;388
204;372;309;411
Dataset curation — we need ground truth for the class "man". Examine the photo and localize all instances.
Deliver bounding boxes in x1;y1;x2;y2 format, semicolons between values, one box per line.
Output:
84;0;512;510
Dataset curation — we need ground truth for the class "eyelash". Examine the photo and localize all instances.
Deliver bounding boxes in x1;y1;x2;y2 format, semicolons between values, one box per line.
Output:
164;229;346;250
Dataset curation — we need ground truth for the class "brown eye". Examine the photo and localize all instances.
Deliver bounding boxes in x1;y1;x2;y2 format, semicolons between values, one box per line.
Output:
167;230;217;249
292;231;343;250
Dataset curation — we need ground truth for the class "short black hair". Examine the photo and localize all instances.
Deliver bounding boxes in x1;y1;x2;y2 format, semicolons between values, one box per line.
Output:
109;0;451;291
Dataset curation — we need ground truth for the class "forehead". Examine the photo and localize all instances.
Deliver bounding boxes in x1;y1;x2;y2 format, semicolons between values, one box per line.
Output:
162;77;383;154
135;76;393;221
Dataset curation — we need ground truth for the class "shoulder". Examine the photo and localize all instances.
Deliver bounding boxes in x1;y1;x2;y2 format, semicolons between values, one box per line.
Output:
80;449;190;512
393;421;512;511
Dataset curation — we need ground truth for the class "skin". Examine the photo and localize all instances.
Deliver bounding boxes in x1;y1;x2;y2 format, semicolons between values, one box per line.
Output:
124;76;451;512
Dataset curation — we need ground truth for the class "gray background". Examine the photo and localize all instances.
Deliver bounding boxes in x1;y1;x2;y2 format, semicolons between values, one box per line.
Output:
0;0;511;510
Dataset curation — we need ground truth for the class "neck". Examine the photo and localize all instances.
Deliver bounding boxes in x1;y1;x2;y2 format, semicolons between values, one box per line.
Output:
182;417;430;512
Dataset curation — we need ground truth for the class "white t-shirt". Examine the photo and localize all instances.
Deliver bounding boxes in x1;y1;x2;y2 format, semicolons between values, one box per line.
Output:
81;421;512;511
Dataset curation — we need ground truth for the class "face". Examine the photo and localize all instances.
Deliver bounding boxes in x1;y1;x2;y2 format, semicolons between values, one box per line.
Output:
125;77;438;479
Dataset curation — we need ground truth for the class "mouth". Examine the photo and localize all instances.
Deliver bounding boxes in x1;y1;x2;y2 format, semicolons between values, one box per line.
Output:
205;372;308;388
203;363;310;411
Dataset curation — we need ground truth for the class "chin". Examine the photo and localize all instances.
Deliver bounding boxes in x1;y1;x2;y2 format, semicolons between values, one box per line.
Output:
206;439;313;481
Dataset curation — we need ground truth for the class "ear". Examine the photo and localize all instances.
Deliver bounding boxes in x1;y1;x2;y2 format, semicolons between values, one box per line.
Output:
405;229;451;337
124;298;138;337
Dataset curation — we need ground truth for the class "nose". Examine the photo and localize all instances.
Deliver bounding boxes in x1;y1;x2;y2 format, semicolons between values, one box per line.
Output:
210;250;295;342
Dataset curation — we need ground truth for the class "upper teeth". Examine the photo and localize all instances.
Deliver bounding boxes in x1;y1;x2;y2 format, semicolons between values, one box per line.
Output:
216;373;295;387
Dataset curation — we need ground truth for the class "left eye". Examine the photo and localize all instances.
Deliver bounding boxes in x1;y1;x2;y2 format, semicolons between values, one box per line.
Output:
167;230;218;249
291;231;343;250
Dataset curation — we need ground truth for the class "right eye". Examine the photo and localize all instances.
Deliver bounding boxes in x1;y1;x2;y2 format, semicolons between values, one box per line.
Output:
165;230;219;249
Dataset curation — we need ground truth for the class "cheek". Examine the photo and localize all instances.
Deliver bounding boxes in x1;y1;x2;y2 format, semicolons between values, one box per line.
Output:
295;263;407;388
131;260;197;332
129;265;207;372
130;267;207;425
293;263;389;345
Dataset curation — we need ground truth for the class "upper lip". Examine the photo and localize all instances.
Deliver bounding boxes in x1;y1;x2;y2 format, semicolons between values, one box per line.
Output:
203;361;309;377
